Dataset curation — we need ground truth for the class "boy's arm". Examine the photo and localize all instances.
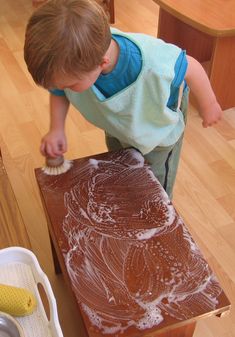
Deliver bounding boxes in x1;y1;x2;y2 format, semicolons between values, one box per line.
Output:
40;94;70;157
185;55;222;127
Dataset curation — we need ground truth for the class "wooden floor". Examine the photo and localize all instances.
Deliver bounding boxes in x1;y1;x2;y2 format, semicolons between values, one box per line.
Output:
0;0;235;336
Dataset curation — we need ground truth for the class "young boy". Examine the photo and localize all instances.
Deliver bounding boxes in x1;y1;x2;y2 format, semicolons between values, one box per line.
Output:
24;0;222;199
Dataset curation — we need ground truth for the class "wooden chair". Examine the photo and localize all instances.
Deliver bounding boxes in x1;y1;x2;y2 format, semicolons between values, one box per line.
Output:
103;0;115;24
32;0;115;23
153;0;235;110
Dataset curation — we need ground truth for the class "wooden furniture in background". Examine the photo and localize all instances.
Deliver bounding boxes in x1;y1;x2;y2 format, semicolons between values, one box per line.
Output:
32;0;115;23
104;0;115;24
153;0;235;110
35;149;230;337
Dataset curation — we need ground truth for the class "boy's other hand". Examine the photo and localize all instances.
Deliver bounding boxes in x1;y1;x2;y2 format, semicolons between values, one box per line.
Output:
40;130;67;158
200;101;223;128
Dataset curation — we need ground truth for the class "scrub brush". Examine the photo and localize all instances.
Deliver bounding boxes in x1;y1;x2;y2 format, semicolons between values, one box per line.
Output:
42;155;73;175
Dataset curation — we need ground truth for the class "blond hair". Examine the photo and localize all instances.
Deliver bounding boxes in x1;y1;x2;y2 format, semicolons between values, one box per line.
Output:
24;0;111;88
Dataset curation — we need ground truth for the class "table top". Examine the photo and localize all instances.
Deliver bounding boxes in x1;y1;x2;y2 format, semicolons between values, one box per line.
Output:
35;148;230;337
154;0;235;36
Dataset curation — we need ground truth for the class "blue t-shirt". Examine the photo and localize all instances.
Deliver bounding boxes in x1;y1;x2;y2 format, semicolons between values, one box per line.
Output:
50;34;188;108
94;34;142;97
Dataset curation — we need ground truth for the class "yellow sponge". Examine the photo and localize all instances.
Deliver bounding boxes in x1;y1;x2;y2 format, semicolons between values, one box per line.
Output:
0;283;37;316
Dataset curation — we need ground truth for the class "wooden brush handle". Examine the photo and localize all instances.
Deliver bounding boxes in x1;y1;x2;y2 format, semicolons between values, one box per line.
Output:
46;156;64;168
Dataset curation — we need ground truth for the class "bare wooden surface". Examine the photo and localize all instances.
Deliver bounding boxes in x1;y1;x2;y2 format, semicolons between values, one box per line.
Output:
0;0;234;336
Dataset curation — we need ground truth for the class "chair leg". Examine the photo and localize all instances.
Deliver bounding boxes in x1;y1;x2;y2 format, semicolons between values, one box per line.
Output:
109;0;115;24
104;0;115;24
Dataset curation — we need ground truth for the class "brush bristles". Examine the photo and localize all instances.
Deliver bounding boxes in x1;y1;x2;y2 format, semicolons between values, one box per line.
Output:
42;159;73;175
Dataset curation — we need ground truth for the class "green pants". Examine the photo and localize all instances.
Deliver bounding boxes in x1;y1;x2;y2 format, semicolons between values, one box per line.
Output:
105;89;189;199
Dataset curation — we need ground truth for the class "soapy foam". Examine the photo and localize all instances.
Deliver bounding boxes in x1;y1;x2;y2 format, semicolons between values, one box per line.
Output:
58;149;222;334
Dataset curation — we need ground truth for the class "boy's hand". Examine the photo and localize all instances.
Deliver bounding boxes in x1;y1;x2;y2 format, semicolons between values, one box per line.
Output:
200;101;223;128
185;56;223;128
40;130;67;158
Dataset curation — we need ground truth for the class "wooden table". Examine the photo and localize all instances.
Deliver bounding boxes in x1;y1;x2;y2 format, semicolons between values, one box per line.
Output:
153;0;235;110
35;149;230;337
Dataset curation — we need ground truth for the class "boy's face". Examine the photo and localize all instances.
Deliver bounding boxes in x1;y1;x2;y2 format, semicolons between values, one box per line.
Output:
54;66;103;92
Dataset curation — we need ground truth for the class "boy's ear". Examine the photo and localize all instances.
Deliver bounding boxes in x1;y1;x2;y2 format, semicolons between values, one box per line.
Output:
100;56;110;70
